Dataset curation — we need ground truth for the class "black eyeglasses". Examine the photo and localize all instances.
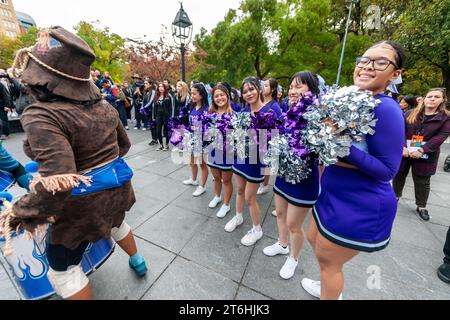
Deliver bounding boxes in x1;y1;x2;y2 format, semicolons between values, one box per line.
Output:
356;56;399;71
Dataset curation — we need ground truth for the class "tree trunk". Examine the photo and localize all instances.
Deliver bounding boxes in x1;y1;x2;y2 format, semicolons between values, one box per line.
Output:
254;54;262;79
443;66;450;103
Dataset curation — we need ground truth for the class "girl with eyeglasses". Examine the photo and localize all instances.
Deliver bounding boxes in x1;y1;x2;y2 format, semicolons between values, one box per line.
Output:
302;41;406;300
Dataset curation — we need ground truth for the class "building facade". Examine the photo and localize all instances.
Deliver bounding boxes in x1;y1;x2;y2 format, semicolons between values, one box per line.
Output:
15;11;36;33
0;0;21;37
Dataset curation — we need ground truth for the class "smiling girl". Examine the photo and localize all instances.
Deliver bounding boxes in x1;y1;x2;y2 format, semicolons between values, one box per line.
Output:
225;77;280;247
207;84;235;218
303;41;406;300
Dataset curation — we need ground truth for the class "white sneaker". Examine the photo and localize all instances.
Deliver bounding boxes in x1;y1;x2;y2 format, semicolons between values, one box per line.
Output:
193;186;206;197
263;242;289;257
241;227;263;246
257;185;270;195
183;178;198;186
216;204;231;219
271;210;277;217
280;256;298;280
301;279;343;300
172;147;179;152
209;196;222;209
225;215;243;233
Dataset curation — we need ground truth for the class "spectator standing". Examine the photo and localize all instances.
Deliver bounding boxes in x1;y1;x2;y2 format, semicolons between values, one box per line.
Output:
393;88;450;221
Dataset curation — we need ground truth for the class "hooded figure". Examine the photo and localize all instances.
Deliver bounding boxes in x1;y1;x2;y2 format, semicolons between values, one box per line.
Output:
1;27;147;300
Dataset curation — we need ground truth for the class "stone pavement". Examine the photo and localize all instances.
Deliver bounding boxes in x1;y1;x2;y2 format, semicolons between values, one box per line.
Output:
0;130;449;300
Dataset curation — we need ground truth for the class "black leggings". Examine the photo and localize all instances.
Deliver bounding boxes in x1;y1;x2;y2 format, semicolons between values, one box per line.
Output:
46;241;89;272
392;159;431;208
156;113;168;146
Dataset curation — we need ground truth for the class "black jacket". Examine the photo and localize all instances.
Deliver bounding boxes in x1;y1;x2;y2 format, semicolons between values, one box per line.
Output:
153;96;172;121
0;82;12;110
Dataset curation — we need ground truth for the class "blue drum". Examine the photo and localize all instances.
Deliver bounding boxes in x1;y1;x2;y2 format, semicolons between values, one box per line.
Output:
0;170;15;192
81;239;115;275
0;229;115;300
0;230;54;300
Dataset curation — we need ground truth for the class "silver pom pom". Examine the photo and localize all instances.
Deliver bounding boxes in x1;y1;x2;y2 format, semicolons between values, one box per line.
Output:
302;86;380;165
264;135;311;184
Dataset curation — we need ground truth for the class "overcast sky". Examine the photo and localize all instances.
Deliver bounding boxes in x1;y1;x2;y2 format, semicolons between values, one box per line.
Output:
12;0;242;41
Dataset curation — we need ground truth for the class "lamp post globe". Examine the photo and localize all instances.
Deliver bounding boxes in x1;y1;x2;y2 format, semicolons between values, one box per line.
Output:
172;3;193;82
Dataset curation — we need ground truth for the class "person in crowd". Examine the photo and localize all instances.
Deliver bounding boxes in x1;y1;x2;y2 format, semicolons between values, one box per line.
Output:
226;77;281;246
231;88;242;112
303;40;405;300
263;71;321;280
153;82;172;151
94;70;103;89
122;81;134;121
257;78;284;196
140;80;157;145
0;71;13;139
393;88;450;221
115;86;129;130
183;83;210;197
0;144;33;191
278;85;288;112
398;95;418;113
175;81;191;129
8;26;147;300
133;80;145;130
438;227;450;284
103;71;114;86
416;96;424;106
207;84;235;219
101;79;117;107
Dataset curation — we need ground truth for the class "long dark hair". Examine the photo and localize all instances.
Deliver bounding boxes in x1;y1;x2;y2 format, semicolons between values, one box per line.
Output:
265;78;279;101
154;82;168;103
240;76;264;104
289;71;320;96
190;83;209;111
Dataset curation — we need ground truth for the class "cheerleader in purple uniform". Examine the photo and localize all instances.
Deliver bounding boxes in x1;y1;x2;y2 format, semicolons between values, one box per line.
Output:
303;41;406;300
207;84;235;218
182;83;210;197
263;71;322;280
257;78;283;195
226;77;280;247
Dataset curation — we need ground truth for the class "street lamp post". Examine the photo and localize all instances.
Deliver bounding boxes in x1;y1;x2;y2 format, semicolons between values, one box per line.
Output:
336;0;358;86
172;3;193;82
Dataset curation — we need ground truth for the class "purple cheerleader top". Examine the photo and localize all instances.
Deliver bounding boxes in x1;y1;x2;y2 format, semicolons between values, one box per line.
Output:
313;94;405;253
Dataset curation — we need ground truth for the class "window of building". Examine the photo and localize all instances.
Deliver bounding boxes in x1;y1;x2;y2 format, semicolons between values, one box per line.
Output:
0;0;8;4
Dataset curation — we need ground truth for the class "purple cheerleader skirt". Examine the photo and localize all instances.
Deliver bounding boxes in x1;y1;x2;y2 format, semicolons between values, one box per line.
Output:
313;166;398;253
208;148;233;171
232;157;266;183
274;164;320;208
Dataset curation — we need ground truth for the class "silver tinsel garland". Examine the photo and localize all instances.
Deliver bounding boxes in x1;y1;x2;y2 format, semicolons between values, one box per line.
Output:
264;135;311;184
302;86;380;165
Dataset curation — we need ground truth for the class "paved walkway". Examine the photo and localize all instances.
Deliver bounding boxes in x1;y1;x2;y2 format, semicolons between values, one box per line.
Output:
1;130;449;300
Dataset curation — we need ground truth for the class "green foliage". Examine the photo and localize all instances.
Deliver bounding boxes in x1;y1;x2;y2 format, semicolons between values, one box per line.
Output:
395;0;450;97
192;0;373;88
75;21;127;83
0;27;39;69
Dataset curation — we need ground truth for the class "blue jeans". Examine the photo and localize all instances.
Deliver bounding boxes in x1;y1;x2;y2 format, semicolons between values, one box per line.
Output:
115;103;128;128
